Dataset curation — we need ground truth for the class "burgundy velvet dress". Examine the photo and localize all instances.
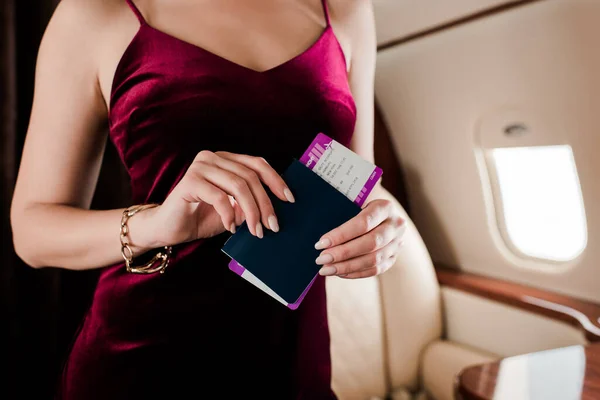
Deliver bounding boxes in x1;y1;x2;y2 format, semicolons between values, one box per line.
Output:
57;1;356;398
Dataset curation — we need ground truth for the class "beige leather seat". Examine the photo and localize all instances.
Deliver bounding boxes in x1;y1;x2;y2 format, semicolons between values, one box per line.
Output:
327;1;599;398
326;199;497;400
327;1;553;399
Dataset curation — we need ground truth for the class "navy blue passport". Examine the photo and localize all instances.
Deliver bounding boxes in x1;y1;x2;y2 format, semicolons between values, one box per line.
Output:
221;159;361;304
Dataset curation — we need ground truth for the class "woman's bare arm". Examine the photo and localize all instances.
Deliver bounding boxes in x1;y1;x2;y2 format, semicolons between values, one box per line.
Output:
10;0;292;271
307;0;415;279
10;0;157;270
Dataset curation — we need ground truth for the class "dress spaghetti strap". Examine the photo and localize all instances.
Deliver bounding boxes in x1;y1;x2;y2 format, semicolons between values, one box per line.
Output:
125;0;147;25
321;0;331;27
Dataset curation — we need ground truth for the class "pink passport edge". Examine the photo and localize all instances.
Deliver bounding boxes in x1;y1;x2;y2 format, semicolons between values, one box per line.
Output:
229;259;246;276
227;259;316;310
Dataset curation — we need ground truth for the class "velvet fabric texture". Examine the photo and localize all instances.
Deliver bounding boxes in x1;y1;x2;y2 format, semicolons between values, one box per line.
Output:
56;0;356;398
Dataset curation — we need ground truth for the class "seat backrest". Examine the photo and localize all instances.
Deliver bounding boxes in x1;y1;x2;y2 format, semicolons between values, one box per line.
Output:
327;199;442;398
327;276;388;399
377;200;443;392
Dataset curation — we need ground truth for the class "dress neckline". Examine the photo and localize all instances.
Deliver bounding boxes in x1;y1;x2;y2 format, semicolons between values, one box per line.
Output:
143;23;335;75
108;22;349;115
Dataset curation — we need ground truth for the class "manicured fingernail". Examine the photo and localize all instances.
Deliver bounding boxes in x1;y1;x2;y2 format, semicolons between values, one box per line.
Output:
255;223;264;239
268;215;279;232
315;253;334;265
284;188;295;203
319;266;337;276
230;223;236;234
315;238;331;250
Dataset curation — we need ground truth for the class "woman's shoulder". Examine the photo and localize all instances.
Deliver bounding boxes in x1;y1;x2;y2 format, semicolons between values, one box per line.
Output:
327;0;374;43
326;0;375;63
328;0;373;23
47;0;134;45
41;0;139;70
38;0;141;106
52;0;128;24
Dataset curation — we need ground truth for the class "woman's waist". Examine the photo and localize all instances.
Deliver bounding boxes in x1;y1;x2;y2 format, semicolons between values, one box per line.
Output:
92;239;234;320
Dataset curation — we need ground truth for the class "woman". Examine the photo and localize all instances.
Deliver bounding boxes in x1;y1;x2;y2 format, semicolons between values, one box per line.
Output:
10;0;406;398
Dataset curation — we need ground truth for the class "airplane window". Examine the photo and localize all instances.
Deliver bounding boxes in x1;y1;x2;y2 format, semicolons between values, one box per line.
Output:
491;145;587;262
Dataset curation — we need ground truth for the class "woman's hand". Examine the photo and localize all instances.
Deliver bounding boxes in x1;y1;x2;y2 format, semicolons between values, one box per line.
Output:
314;199;406;279
138;151;295;249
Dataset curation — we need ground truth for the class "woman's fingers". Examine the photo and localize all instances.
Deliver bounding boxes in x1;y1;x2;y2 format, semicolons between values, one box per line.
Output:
339;255;398;280
315;199;392;250
216;152;295;203
181;150;296;237
177;174;237;234
192;151;294;236
318;238;402;277
192;159;262;236
315;219;397;265
211;153;280;232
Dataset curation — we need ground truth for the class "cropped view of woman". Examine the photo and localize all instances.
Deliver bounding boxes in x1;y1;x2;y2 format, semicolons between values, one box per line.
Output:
10;0;407;398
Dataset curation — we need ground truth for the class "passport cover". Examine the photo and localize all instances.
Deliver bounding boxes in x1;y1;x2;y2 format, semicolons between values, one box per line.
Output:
227;132;383;309
228;261;315;310
221;159;361;305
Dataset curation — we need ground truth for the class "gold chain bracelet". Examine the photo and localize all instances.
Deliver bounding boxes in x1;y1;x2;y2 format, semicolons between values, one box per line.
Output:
120;204;172;274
